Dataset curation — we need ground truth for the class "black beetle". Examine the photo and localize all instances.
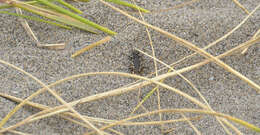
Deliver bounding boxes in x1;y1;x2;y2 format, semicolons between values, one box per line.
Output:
129;50;143;74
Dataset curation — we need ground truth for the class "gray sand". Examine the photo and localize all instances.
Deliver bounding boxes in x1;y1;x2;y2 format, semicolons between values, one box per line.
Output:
0;0;259;134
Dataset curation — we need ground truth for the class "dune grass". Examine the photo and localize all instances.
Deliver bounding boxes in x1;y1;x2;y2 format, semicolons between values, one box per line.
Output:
0;0;259;135
0;0;149;35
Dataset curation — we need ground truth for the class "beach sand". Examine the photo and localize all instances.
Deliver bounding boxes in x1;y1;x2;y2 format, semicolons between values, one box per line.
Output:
0;0;259;134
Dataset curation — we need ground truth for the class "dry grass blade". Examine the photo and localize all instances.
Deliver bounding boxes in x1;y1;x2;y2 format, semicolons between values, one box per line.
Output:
164;5;260;69
241;28;260;54
151;33;259;79
161;114;202;135
180;113;202;135
123;116;202;126
86;109;260;134
162;127;175;135
41;43;66;50
71;36;112;58
0;93;201;128
107;129;124;135
0;93;117;129
100;0;260;92
15;8;66;49
0;128;31;135
15;8;40;46
231;0;249;14
0;101;79;133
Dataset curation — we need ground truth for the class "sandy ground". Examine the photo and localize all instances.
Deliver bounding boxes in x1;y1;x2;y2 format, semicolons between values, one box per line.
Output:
0;0;259;134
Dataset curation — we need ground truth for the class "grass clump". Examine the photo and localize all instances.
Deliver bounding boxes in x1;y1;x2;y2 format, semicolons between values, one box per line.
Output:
0;0;149;35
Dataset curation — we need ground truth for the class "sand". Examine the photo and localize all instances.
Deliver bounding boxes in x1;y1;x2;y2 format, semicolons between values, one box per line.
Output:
0;0;259;134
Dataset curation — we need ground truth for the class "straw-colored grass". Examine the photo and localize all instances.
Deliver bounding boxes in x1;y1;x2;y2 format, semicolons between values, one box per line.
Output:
0;0;259;134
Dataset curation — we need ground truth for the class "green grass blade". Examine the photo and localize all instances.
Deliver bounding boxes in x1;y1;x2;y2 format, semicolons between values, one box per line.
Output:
76;0;90;2
132;69;172;113
0;11;71;29
55;0;83;14
35;0;117;35
105;0;149;13
8;0;99;33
